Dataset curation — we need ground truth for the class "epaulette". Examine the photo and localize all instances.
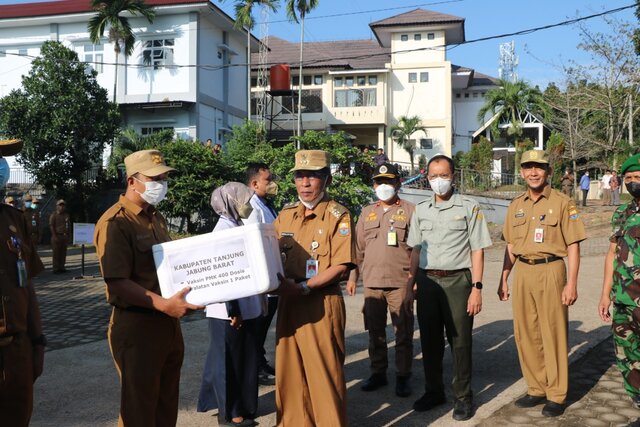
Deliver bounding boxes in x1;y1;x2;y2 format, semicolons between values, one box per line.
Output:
282;201;300;210
415;194;435;206
102;203;126;222
328;201;348;219
513;191;527;200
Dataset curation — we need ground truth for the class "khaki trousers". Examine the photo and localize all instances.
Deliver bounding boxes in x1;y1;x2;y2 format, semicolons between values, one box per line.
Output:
51;234;68;271
0;334;34;427
363;286;414;377
513;260;568;404
109;308;184;427
275;287;346;426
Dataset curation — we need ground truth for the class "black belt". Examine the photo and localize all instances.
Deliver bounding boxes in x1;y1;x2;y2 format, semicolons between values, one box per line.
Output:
424;268;469;277
517;255;562;265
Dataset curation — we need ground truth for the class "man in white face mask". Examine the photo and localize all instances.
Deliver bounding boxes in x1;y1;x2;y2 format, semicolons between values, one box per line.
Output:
406;154;492;421
94;149;204;426
346;163;416;398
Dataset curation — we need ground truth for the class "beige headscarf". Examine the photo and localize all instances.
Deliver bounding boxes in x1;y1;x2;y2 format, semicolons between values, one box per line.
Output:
210;182;254;223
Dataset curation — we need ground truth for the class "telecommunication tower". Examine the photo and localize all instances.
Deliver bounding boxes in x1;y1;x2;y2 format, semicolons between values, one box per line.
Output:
255;6;270;129
498;41;518;82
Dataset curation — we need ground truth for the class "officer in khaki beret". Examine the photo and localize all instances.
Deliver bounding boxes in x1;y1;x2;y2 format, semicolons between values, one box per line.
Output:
0;138;46;427
499;150;586;417
94;149;204;427
273;149;356;426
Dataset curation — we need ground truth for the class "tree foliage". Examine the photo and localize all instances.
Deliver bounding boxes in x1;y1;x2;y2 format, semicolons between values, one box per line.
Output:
458;136;493;174
0;41;120;220
389;115;427;173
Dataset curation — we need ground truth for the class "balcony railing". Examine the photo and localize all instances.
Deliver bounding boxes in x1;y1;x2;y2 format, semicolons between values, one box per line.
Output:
404;169;525;200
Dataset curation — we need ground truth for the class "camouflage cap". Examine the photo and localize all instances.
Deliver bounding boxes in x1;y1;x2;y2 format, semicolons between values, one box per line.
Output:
520;150;549;165
124;149;175;178
620;153;640;175
290;150;331;172
0;139;23;157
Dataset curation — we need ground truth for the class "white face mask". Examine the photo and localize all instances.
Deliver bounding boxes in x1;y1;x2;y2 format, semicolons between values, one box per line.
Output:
429;177;452;196
134;177;168;205
299;191;325;210
375;184;396;202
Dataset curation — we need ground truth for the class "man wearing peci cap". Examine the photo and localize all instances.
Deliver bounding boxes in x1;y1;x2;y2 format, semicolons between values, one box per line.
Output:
407;154;492;421
49;199;70;273
346;163;416;397
273;149;356;426
499;150;586;417
599;153;640;409
94;149;204;427
0;139;46;427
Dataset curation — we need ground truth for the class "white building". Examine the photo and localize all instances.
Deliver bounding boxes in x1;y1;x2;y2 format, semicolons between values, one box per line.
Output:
0;0;254;146
252;8;498;169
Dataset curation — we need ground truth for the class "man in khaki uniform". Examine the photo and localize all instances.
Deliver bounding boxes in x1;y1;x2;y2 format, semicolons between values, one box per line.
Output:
346;163;415;397
94;149;203;427
0;139;46;427
499;150;586;417
22;194;40;245
49;199;70;273
274;149;355;426
407;154;492;421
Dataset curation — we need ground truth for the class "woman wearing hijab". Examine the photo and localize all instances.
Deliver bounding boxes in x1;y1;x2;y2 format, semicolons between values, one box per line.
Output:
197;182;266;427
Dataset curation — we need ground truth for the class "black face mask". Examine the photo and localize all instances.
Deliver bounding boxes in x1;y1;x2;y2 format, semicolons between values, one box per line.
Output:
626;182;640;199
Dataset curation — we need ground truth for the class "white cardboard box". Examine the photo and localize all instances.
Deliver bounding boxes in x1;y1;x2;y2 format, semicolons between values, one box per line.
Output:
153;223;282;306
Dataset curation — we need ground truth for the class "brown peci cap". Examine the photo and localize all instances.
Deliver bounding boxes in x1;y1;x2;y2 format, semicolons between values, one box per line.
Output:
0;139;23;157
290;150;331;172
520;150;549;165
124;149;175;178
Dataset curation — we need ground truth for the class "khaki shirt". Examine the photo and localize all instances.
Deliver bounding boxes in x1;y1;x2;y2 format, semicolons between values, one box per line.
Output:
49;211;70;236
407;194;492;270
274;197;355;283
24;209;40;240
94;195;171;307
502;185;586;257
354;199;415;288
0;204;44;335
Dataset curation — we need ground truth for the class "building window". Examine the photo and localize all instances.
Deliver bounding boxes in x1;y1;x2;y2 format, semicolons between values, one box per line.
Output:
345;76;354;87
455;93;461;98
408;73;417;83
334;88;376;108
368;75;377;85
414;34;421;41
420;72;429;82
420;138;433;149
142;39;174;70
303;75;312;85
427;33;435;40
82;43;104;73
334;77;343;87
18;48;27;56
282;89;323;113
251;77;257;87
141;126;174;136
473;92;478;98
314;75;322;85
400;34;408;41
357;76;366;86
292;75;299;86
464;93;469;98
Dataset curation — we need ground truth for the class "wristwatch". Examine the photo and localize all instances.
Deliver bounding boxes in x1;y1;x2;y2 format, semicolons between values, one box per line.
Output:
300;281;311;296
32;334;47;347
472;282;483;290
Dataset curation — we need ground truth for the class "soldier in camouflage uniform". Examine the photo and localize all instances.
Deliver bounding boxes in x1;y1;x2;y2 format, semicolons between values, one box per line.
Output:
599;153;640;407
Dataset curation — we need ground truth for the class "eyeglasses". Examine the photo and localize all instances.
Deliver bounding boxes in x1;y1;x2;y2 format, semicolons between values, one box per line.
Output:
294;171;325;181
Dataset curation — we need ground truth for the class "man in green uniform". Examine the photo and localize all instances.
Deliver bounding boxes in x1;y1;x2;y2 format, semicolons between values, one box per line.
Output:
274;149;356;426
94;149;203;427
599;152;640;408
500;150;585;417
347;163;415;397
407;154;492;421
0;139;46;427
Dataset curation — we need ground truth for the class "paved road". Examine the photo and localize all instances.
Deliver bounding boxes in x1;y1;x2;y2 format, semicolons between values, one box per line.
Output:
28;237;636;426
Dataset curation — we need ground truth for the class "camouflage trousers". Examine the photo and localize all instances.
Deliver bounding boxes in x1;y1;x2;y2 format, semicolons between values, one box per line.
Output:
612;303;640;397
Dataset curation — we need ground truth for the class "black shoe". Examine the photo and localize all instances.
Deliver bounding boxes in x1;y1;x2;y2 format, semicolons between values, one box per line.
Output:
412;393;446;412
452;399;473;421
261;362;275;376
541;401;565;417
258;369;275;386
395;376;412;397
514;394;546;408
361;373;388;392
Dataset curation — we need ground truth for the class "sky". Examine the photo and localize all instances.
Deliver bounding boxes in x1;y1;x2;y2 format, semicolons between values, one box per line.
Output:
0;0;636;88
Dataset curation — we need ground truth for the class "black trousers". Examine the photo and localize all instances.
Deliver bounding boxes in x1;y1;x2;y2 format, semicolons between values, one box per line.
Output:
416;269;473;401
257;296;278;367
582;189;588;206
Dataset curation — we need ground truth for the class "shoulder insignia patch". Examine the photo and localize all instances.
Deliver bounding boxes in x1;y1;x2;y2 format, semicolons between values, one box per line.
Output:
366;211;377;222
282;201;300;210
338;222;350;236
328;202;347;219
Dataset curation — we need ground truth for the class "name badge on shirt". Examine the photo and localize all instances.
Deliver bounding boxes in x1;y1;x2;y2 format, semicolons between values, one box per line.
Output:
534;228;544;243
16;259;27;288
306;259;319;278
387;230;398;246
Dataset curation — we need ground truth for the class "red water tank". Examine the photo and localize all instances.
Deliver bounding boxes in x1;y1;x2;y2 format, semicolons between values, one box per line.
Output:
270;64;291;93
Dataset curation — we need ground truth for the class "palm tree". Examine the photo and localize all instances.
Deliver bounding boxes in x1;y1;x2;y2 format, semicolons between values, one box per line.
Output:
477;79;547;171
286;0;319;139
232;0;279;118
390;115;427;173
88;0;156;102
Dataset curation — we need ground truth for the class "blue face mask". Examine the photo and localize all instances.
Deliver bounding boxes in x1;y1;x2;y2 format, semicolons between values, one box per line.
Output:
0;158;9;188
